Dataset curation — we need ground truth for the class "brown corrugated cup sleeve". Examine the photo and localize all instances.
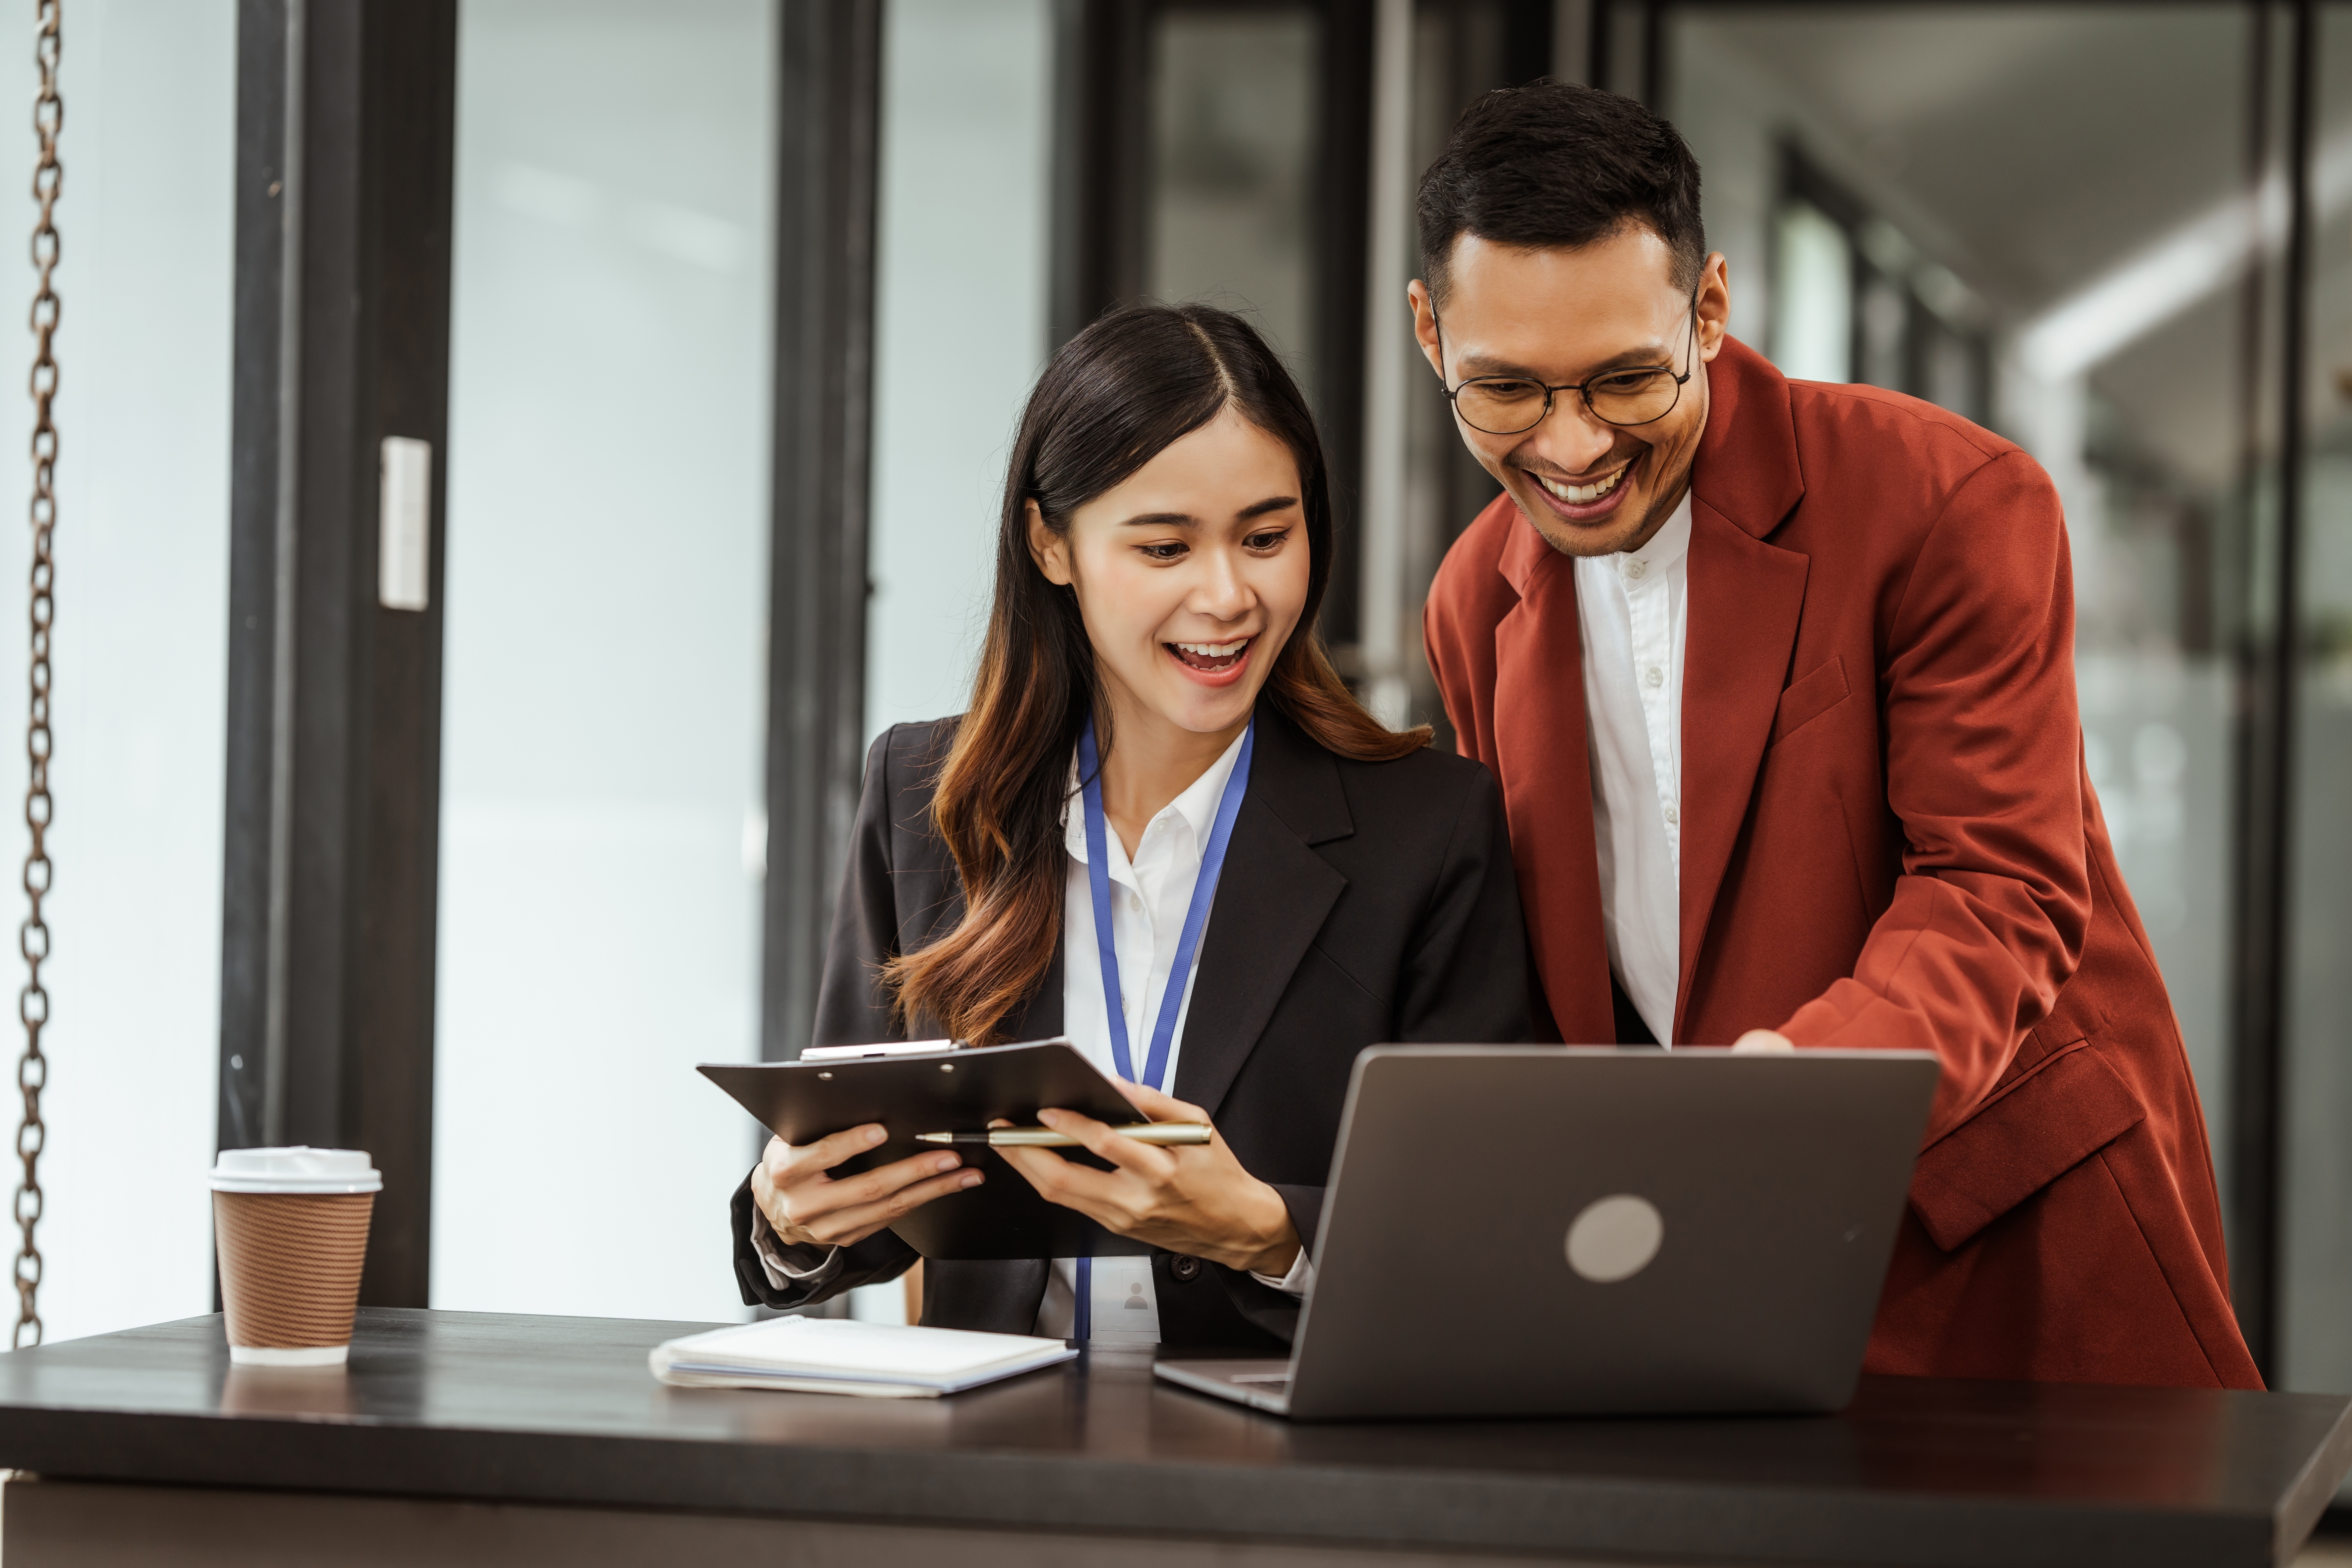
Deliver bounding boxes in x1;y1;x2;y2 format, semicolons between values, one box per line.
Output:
212;1191;374;1350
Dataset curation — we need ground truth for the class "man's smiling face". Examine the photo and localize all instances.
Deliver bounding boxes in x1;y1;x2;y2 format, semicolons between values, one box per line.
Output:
1409;225;1730;558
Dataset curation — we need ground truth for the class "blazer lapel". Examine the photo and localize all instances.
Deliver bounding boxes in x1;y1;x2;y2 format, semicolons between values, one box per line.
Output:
1675;340;1811;1039
1492;520;1614;1043
1174;713;1349;1119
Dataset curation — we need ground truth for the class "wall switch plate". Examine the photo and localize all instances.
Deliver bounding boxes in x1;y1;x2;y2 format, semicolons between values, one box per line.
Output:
379;436;432;611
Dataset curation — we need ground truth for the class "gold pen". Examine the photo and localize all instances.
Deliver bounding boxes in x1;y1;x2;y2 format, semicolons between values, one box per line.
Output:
915;1123;1213;1147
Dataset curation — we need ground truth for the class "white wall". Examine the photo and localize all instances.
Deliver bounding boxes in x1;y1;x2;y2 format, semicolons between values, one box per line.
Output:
864;0;1054;742
433;0;775;1324
0;0;236;1348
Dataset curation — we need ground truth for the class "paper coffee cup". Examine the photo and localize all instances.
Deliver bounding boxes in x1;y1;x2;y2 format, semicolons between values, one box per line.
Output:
209;1147;381;1367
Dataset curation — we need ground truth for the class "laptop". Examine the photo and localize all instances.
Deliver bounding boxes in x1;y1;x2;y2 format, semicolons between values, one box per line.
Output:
1155;1045;1939;1420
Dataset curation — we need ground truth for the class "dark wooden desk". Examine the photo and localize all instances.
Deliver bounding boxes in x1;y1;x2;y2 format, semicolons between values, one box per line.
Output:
0;1309;2343;1568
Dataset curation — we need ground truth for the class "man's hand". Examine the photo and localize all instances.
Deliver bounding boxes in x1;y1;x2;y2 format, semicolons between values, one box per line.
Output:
750;1124;982;1251
1731;1029;1796;1053
992;1081;1300;1276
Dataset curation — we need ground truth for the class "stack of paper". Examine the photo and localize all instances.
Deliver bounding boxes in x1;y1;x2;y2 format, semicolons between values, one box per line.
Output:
649;1316;1077;1399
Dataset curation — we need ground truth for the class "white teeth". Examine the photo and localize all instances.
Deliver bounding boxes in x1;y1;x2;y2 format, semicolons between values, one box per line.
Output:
1538;464;1627;505
1174;639;1249;657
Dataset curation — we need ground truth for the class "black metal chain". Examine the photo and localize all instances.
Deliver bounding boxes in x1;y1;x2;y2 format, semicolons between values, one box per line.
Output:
17;0;60;1352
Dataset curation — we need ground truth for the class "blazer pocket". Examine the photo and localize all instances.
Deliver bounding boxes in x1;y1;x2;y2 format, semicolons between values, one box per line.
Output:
1908;1044;2145;1252
1768;655;1851;746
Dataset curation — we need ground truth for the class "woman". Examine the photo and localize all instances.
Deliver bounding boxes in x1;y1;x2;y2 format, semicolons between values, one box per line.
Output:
731;304;1537;1349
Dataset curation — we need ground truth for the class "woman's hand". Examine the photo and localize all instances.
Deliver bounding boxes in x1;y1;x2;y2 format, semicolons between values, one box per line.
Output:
750;1124;982;1251
992;1081;1300;1276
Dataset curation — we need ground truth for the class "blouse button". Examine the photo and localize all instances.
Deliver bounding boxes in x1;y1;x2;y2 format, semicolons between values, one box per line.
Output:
1169;1255;1202;1282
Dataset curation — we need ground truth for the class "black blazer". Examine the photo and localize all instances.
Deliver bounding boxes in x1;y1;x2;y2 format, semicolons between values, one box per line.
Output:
730;703;1540;1348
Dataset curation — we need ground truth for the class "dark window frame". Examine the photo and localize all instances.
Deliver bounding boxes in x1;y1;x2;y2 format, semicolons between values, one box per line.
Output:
219;0;459;1306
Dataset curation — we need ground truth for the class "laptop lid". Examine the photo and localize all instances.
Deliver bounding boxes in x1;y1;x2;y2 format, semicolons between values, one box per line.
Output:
1278;1046;1938;1421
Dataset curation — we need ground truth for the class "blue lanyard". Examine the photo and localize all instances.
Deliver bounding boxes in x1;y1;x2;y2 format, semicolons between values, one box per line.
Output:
1071;714;1254;1341
1077;715;1253;1092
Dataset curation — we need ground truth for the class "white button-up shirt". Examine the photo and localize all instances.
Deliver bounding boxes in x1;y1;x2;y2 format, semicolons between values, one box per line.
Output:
1572;492;1692;1045
1055;728;1242;1097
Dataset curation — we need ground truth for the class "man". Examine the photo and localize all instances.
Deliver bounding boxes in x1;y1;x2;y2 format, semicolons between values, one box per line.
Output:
1415;80;2257;1388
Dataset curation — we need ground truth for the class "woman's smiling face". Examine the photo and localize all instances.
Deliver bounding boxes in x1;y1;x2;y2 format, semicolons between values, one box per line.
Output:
1028;404;1311;741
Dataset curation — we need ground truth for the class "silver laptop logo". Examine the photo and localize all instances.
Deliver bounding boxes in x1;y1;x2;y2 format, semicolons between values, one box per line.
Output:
1565;1194;1664;1282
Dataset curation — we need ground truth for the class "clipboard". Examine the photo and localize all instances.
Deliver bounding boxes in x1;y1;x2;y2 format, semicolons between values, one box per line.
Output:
698;1039;1154;1261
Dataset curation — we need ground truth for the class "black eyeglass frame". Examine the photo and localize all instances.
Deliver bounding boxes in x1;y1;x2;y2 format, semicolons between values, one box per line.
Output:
1432;285;1705;435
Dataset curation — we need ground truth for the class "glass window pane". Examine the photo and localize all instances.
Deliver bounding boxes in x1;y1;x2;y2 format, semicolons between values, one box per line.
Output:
1147;7;1323;401
433;0;776;1322
1769;200;1854;383
866;0;1052;739
0;0;236;1344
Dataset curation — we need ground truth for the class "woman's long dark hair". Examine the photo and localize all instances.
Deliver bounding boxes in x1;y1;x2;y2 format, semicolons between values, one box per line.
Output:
884;303;1429;1045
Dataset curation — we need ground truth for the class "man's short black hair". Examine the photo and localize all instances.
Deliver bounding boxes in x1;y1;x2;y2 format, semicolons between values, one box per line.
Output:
1417;79;1705;306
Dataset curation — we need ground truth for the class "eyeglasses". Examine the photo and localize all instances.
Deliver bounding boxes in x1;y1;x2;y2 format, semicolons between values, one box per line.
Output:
1434;287;1702;435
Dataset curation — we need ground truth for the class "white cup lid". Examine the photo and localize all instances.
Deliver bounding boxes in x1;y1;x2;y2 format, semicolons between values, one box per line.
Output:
210;1146;382;1194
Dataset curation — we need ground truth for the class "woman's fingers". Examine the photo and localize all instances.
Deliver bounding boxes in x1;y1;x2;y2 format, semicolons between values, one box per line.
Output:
997;1099;1294;1270
1114;1081;1209;1124
775;1123;889;1183
1036;1106;1178;1179
800;1163;985;1247
993;1143;1130;1219
807;1148;966;1214
767;1138;973;1245
754;1135;789;1196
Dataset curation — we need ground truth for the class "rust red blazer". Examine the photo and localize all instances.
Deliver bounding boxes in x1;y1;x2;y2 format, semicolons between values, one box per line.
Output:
1424;336;2259;1390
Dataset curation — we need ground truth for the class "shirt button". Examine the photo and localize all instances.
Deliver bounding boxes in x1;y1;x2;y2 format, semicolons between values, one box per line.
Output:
1624;559;1647;580
1644;665;1664;689
1169;1255;1202;1282
1663;803;1679;825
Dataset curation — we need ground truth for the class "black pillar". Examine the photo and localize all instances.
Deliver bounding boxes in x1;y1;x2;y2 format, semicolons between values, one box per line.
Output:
2228;0;2316;1380
219;0;458;1307
1049;0;1147;350
761;0;885;1064
1316;0;1374;655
